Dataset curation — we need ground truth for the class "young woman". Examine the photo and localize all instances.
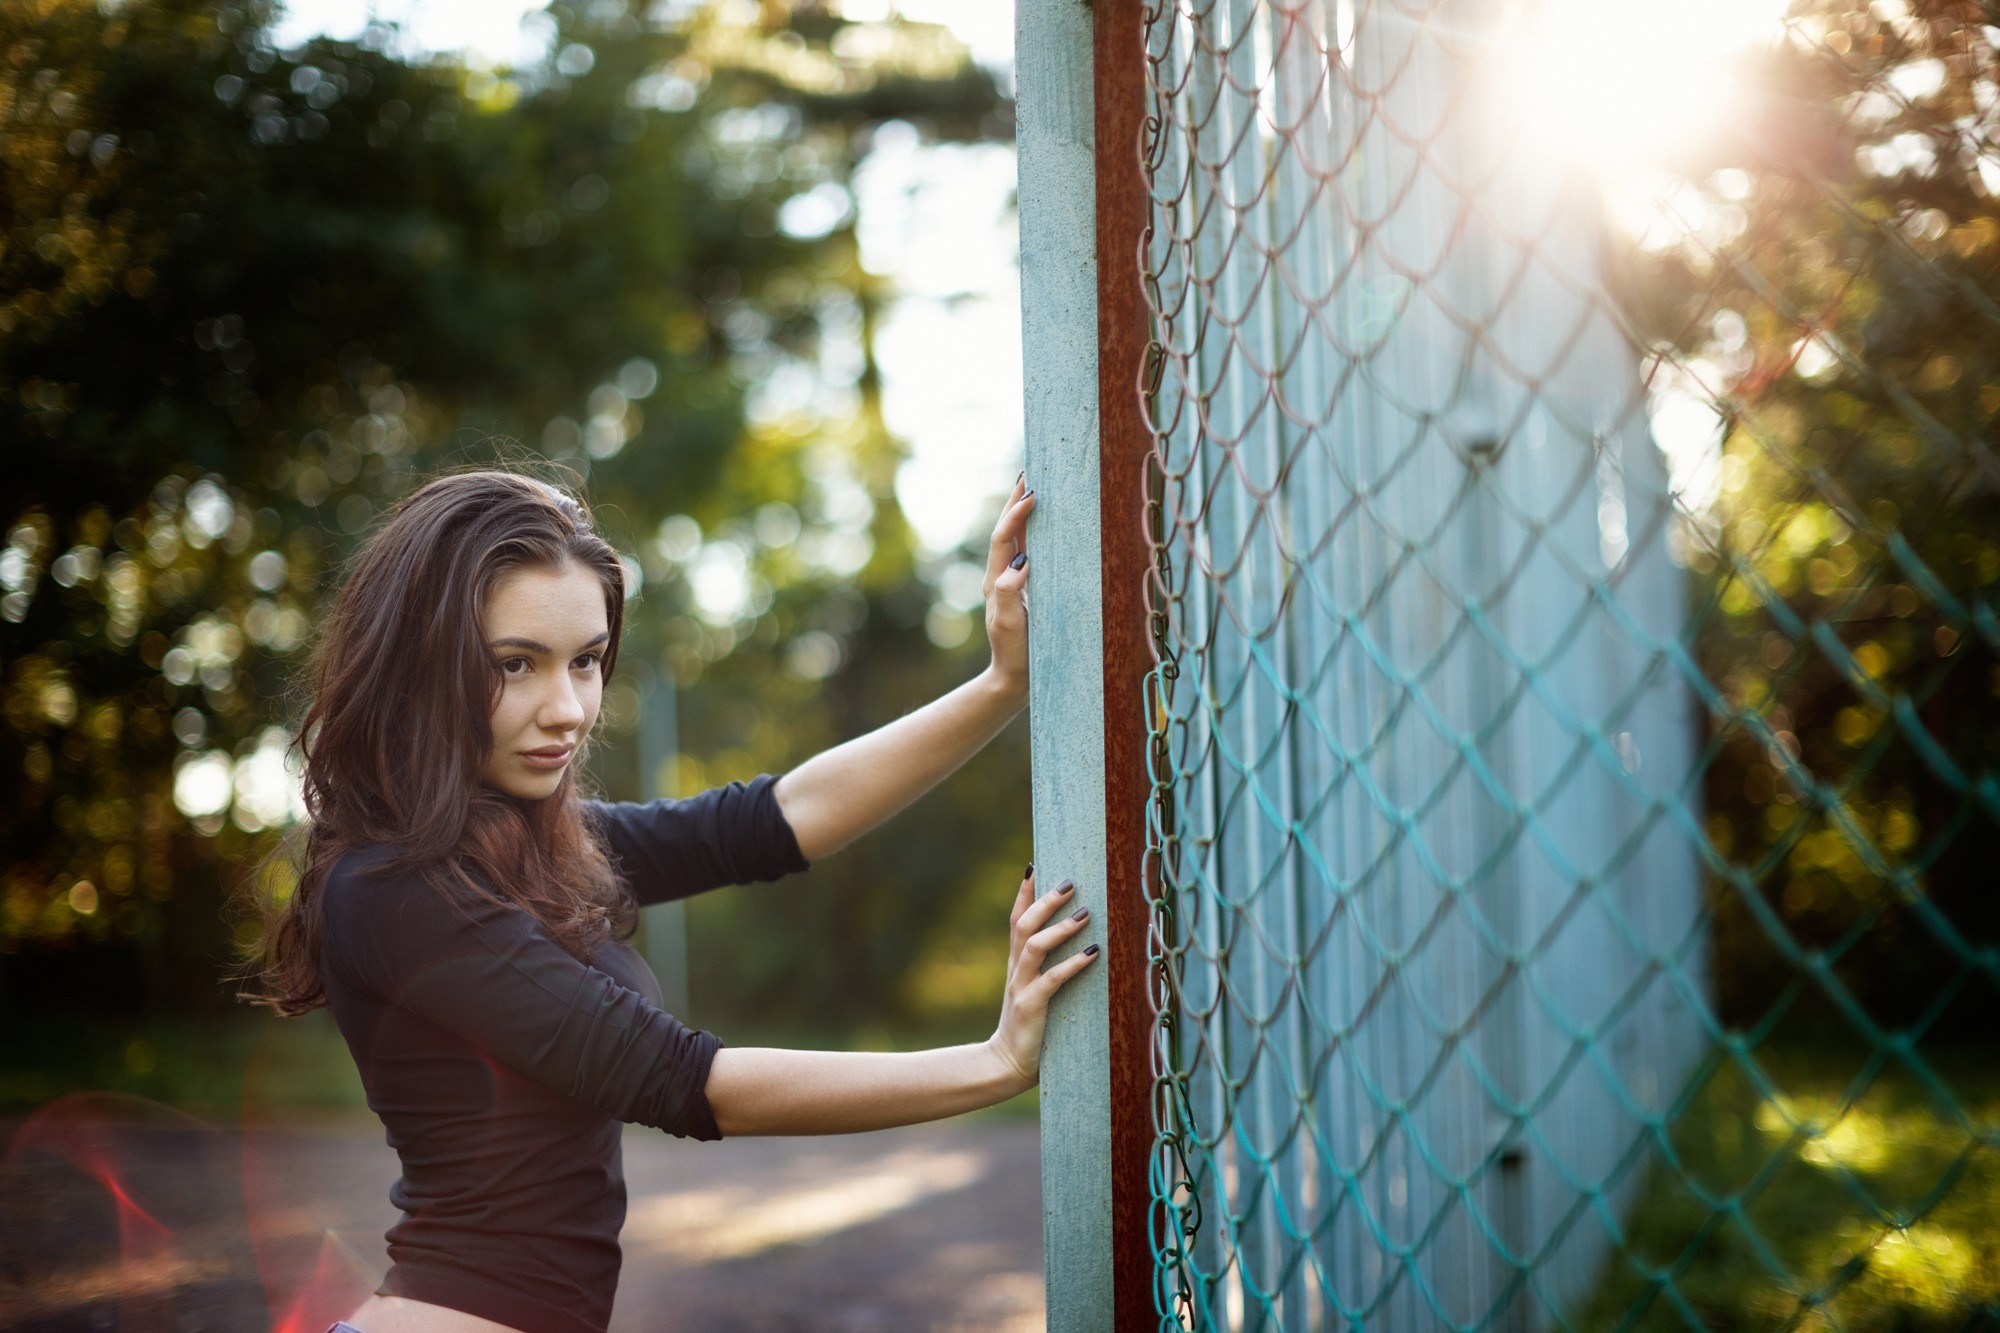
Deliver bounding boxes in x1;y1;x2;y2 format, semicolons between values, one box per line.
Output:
250;470;1094;1333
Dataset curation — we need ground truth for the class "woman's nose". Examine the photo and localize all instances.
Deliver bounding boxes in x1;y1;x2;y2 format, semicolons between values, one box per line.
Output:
538;676;586;731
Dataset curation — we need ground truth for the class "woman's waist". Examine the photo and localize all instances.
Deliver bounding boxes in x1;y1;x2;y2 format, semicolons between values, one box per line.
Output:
384;1153;627;1237
335;1294;525;1333
378;1222;624;1332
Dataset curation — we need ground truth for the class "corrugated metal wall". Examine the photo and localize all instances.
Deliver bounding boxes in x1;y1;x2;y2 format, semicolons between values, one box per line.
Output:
1144;0;1709;1324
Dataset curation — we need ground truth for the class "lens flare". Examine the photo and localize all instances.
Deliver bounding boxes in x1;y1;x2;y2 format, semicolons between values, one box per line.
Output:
238;1008;386;1333
1;1093;239;1331
264;1230;379;1333
1498;0;1793;178
0;1088;385;1332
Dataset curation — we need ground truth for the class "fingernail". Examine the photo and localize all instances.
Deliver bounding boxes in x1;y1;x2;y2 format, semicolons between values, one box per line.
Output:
1010;552;1027;570
1023;490;1035;500
1083;944;1100;957
1070;906;1089;922
1024;862;1034;880
1056;880;1074;896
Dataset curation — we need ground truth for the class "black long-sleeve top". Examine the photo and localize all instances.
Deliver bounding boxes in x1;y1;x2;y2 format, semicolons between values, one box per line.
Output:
318;776;809;1333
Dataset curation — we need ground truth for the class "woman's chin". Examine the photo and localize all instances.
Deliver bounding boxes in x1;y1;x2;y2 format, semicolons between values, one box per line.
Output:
486;766;568;801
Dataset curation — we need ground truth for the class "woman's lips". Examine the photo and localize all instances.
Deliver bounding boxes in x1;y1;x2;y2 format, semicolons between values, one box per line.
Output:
520;746;574;771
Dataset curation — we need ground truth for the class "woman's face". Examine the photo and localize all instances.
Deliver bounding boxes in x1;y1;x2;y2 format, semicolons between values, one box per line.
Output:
479;560;610;800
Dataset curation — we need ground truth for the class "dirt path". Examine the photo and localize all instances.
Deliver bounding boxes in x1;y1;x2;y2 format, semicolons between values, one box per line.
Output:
612;1122;1045;1332
0;1102;1045;1332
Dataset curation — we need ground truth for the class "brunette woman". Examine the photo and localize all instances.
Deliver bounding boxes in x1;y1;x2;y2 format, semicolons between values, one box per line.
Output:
250;470;1092;1333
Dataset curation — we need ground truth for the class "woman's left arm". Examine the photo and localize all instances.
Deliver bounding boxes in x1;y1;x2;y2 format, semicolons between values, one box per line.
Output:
773;481;1034;861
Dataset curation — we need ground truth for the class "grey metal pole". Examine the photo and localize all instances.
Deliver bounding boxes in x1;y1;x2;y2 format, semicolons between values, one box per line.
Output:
1016;0;1116;1324
637;661;689;1019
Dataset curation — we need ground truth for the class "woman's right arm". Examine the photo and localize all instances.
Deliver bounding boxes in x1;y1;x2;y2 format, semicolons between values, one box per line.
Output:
704;869;1095;1135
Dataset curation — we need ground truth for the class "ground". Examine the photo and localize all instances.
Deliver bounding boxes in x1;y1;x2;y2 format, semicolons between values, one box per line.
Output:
0;1107;1046;1333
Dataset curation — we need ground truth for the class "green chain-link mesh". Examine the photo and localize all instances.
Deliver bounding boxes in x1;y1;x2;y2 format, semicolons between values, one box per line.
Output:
1137;0;2000;1328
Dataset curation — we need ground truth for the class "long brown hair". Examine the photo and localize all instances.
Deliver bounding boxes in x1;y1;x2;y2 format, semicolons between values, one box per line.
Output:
249;470;632;1015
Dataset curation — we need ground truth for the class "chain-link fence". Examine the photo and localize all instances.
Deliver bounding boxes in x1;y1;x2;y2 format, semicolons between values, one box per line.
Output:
1136;0;2000;1327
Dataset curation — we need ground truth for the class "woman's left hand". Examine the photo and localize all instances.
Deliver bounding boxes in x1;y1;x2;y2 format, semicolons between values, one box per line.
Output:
983;476;1034;699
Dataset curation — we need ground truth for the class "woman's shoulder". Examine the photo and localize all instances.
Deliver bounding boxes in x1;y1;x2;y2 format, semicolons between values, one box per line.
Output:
316;843;475;983
319;842;434;928
324;841;406;889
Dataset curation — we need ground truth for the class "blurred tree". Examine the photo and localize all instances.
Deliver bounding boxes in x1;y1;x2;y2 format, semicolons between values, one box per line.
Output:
1630;0;1999;1038
0;0;1026;1040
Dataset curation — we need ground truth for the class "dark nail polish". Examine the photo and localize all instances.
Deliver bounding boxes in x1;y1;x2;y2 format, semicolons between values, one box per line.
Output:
1023;489;1034;500
1083;944;1100;957
1010;552;1027;570
1056;880;1075;896
1024;863;1034;880
1071;906;1089;922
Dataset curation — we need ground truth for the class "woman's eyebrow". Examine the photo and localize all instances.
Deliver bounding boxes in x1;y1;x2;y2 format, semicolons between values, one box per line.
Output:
488;632;611;653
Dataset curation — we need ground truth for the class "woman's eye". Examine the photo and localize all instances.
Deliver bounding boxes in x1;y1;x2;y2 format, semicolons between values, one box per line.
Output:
500;657;531;676
573;652;601;672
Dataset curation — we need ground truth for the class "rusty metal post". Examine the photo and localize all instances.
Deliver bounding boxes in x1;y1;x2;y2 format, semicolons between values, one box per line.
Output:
1095;0;1157;1321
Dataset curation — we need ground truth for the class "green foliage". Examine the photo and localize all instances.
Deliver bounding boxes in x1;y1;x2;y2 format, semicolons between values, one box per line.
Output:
0;1007;365;1114
1573;7;2000;1315
0;0;1025;1041
1628;0;2000;1038
1583;1044;2000;1331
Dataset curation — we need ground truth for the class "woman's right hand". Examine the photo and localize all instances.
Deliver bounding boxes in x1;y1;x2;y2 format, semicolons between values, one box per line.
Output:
706;867;1095;1134
986;867;1098;1092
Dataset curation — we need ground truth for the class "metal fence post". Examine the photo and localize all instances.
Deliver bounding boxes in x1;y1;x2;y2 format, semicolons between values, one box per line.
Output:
1018;0;1153;1322
637;661;689;1020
